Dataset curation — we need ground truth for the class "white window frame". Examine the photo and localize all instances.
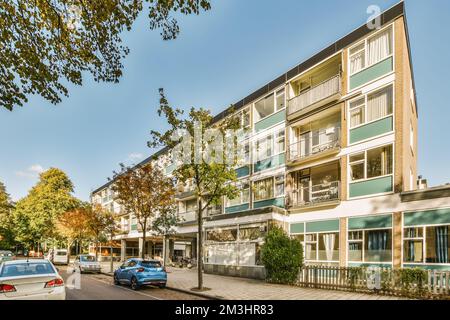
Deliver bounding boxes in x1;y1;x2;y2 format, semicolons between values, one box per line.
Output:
253;87;286;124
348;83;394;130
348;143;394;184
347;226;393;264
402;223;450;267
226;180;250;208
304;231;340;263
348;24;394;77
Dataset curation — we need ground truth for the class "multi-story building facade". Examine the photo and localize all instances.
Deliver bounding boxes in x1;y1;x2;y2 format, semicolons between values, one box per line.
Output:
92;2;450;279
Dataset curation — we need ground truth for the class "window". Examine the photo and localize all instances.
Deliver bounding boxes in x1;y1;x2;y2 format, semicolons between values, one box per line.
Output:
403;225;450;264
349;145;393;182
349;228;392;263
256;129;284;162
275;175;285;197
254;177;274;201
276;89;285;111
304;232;339;262
275;130;285;154
403;227;424;263
239;226;265;241
254;93;275;121
207;228;238;242
349;85;393;129
349;26;392;75
410;122;414;152
227;181;250;207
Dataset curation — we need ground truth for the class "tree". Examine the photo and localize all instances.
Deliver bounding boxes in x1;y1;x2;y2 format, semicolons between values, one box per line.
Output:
151;199;179;265
148;89;241;291
111;162;175;260
261;226;303;284
56;206;90;264
1;1;211;111
13;168;79;249
86;204;117;260
0;181;15;249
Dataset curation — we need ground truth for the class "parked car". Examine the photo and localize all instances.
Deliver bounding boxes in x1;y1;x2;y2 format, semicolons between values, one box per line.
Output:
73;255;101;273
0;251;15;263
0;259;65;300
52;249;68;265
114;258;167;290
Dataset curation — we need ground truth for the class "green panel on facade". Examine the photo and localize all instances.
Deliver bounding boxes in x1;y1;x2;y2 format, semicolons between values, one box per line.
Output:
255;110;285;132
348;263;392;268
348;214;392;230
403;264;450;271
225;203;250;214
404;208;450;227
290;223;305;234
254;153;285;173
305;219;339;233
131;224;137;231
350;57;393;90
349;176;393;198
349;116;393;144
235;166;250;178
253;197;285;209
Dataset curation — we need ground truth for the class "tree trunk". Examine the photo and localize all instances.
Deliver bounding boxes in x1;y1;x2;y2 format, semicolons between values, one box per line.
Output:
66;240;71;265
110;235;114;273
197;198;203;290
162;234;167;266
142;221;146;260
95;240;99;260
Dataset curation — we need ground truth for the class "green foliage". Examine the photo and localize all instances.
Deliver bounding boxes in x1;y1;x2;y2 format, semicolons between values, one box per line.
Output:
1;1;211;111
394;268;428;297
12;168;80;246
261;226;303;284
0;181;15;249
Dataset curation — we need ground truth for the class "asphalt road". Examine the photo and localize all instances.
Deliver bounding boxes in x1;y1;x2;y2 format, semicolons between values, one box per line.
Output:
58;266;206;300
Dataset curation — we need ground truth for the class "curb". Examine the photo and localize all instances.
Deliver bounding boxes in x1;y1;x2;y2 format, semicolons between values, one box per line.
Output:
165;286;222;300
100;270;219;300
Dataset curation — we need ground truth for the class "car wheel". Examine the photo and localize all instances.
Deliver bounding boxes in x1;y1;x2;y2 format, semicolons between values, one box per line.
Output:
130;277;139;290
159;284;166;289
114;274;120;285
79;267;83;274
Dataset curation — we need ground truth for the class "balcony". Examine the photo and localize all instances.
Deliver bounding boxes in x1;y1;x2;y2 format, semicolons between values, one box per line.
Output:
288;125;341;163
288;181;340;208
178;210;197;223
288;75;341;119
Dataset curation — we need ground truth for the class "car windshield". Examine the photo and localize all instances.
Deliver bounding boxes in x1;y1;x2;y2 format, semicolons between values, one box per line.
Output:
140;261;162;268
56;251;67;256
80;256;97;262
1;262;55;277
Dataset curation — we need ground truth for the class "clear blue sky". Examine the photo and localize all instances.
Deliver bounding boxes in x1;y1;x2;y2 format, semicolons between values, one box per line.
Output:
0;0;449;201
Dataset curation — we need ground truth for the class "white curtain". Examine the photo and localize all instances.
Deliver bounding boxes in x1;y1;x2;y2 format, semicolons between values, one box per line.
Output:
367;86;392;122
350;50;365;74
323;233;335;261
367;29;391;66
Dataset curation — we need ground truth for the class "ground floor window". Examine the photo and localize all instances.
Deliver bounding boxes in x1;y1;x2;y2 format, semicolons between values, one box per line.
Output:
348;228;392;263
304;232;339;262
204;223;267;266
403;225;450;264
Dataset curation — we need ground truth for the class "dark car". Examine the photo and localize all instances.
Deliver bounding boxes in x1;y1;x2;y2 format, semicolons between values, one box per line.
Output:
114;258;167;290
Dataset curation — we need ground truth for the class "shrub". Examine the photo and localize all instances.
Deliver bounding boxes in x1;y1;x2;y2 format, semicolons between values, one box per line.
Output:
261;226;303;284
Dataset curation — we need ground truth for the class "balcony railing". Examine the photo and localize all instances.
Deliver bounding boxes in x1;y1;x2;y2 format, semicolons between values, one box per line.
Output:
289;181;340;207
178;210;197;223
289;126;340;161
288;75;341;116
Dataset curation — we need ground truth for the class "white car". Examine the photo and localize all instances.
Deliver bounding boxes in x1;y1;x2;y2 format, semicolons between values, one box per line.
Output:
52;249;68;265
0;259;66;300
73;255;101;273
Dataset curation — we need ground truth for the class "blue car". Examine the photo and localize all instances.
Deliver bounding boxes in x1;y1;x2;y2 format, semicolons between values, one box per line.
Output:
114;258;167;290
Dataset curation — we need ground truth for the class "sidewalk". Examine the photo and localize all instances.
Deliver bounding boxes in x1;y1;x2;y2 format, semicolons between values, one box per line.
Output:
99;262;403;300
165;268;404;300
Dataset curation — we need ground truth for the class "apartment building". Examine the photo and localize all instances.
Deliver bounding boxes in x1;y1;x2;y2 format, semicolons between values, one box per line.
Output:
91;2;450;279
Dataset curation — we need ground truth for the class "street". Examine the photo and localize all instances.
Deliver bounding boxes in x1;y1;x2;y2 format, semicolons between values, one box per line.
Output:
58;266;206;300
